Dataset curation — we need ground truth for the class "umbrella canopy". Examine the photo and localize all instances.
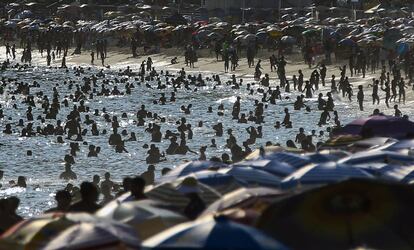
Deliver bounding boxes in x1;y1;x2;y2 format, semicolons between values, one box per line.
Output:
0;213;98;250
244;145;303;161
146;182;221;210
257;179;414;250
339;150;414;165
280;35;296;44
347;137;397;152
43;221;140;250
202;187;285;215
337;115;414;139
383;139;414;154
96;200;187;240
256;152;311;169
379;165;414;183
219;166;281;187
175;170;245;194
158;161;228;184
281;162;374;188
234;159;296;177
143;215;289;250
338;38;357;47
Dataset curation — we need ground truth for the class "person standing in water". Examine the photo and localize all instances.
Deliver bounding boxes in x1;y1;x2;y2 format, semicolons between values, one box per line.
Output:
357;85;364;111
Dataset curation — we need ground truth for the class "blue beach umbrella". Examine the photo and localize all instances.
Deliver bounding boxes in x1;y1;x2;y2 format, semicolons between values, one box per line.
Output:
234;159;296;177
383;139;414;153
176;170;246;194
158;161;228;184
219;166;281;187
379;165;414;183
339;150;414;165
259;152;311;169
281;162;373;188
142;215;289;250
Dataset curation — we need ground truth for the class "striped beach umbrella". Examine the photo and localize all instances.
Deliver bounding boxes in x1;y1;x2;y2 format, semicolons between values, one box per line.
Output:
259;152;311;169
0;213;98;250
202;187;285;215
96;200;187;240
219;167;281;188
43;220;140;250
142;215;289;250
339;150;414;165
175;170;246;195
234;159;296;177
145;182;221;211
157;161;228;184
244;146;303;161
383;139;414;154
281;162;374;189
379;165;414;183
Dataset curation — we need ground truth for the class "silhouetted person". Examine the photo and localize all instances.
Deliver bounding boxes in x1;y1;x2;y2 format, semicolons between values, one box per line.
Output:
69;182;101;213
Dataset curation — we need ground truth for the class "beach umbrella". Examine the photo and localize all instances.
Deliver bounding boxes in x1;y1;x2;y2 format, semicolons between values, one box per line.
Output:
302;29;320;37
321;135;363;150
256;152;311;169
244;145;303;160
202;187;285;215
338;38;357;47
142;215;289;250
175;170;245;194
347;137;397;152
0;213;98;250
234;159;296;177
43;220;140;250
4;20;17;28
268;29;282;38
158;161;227;184
146;181;221;210
257;179;414;250
219;166;281;187
96;199;187;240
305;152;344;163
336;115;414;139
339;150;414;165
383;139;414;154
281;162;374;189
255;31;268;41
280;35;296;44
378;165;414;183
207;32;222;41
281;25;305;37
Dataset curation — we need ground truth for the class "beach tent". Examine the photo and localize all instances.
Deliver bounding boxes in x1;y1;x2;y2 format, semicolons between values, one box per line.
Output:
257;179;414;250
143;215;288;250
